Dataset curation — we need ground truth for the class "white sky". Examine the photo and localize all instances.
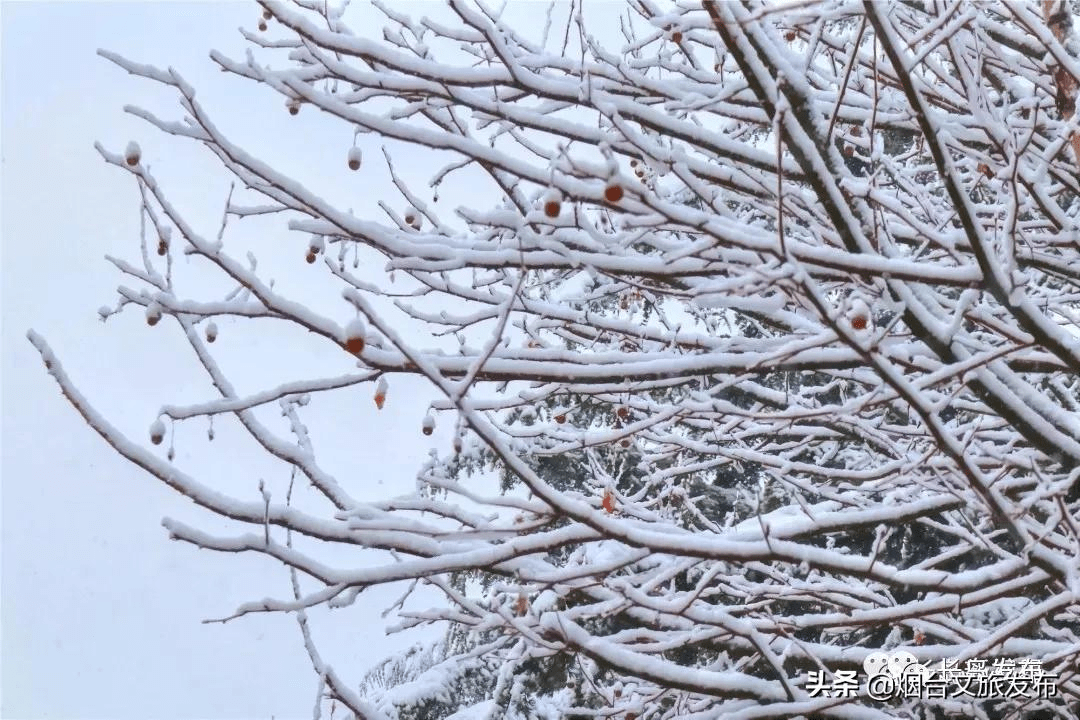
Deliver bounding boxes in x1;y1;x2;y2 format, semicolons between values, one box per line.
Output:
1;3;488;718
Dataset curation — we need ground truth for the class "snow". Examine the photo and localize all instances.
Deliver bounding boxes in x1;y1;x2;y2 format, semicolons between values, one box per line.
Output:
25;1;1080;718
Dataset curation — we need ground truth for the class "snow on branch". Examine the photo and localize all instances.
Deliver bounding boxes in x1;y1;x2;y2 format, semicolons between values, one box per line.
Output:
34;1;1080;717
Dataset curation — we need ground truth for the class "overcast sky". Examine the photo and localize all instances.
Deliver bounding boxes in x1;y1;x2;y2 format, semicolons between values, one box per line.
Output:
0;3;482;718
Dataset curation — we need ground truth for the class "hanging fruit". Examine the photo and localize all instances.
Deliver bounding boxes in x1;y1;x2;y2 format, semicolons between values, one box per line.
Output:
157;227;171;256
205;321;218;343
287;99;300;115
542;188;562;218
125;141;141;166
146;301;162;326
149;418;165;445
849;298;872;332
404;207;422;230
347;146;362;171
604;182;624;203
422;413;435;436
374;377;388;409
344;316;367;354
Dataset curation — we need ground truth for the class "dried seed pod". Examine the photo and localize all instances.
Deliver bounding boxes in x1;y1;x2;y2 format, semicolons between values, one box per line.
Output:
150;418;165;445
344;316;367;354
205;321;218;343
422;413;435;436
347;146;362;171
125;141;141;166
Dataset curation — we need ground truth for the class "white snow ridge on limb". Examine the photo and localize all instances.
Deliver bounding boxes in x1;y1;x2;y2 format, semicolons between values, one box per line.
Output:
39;3;1080;719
